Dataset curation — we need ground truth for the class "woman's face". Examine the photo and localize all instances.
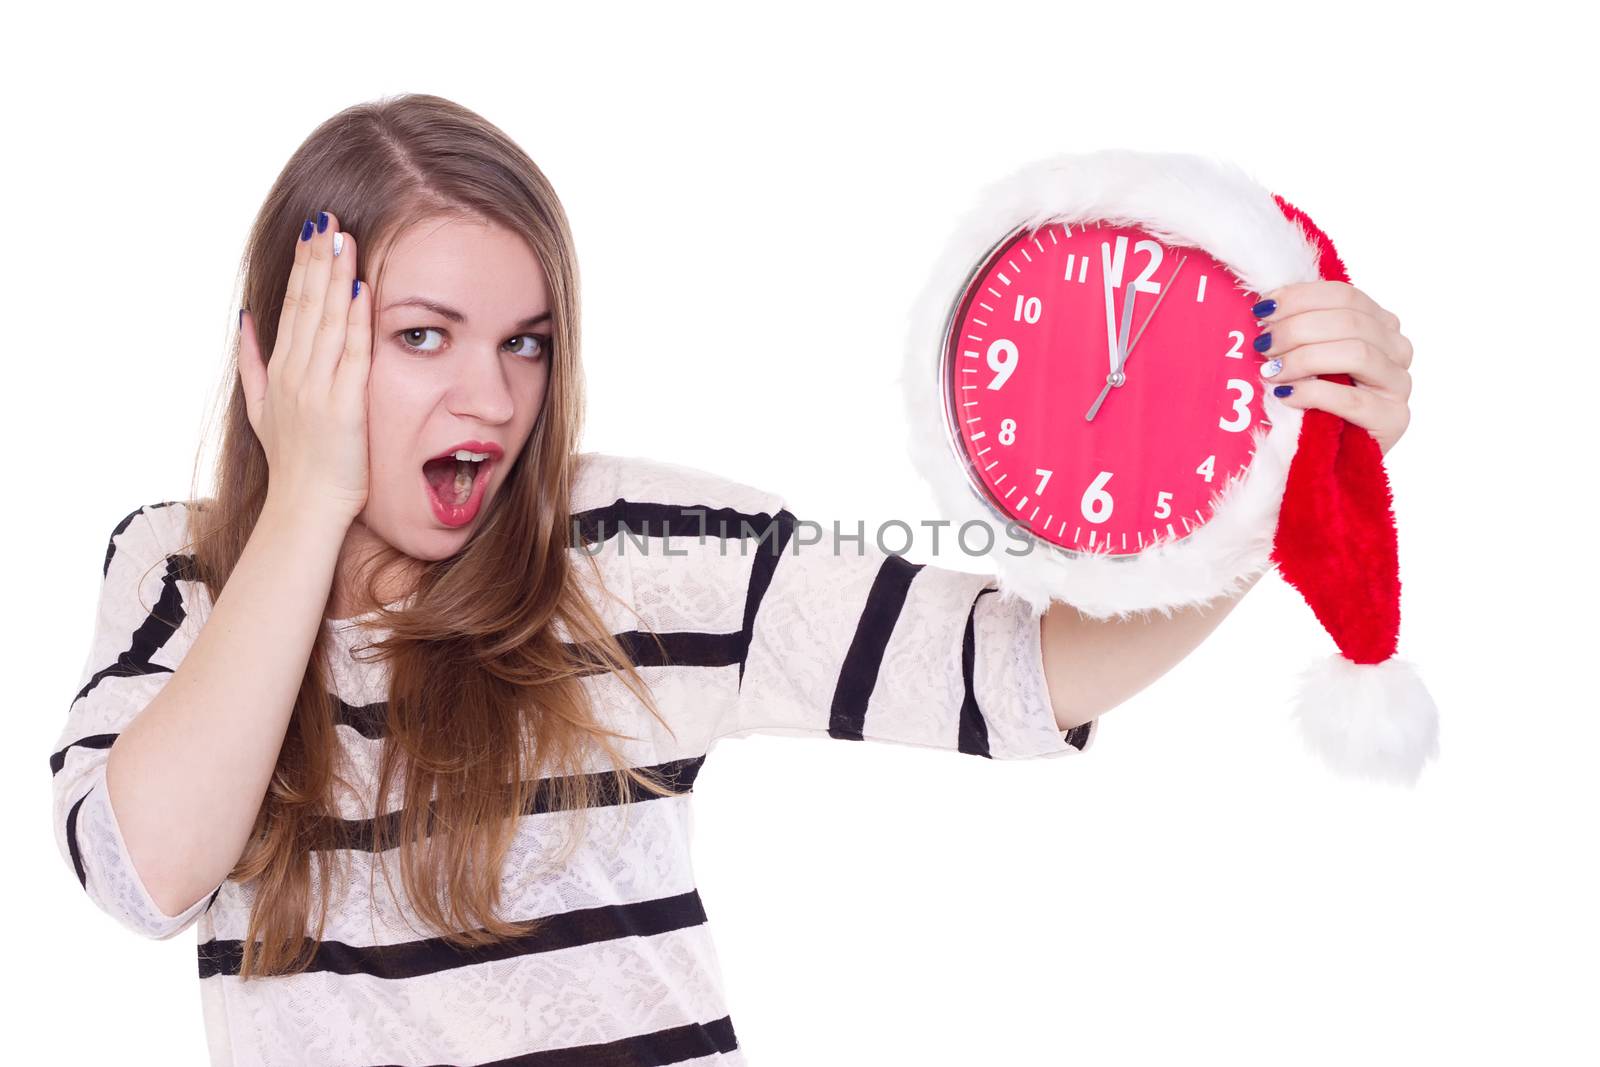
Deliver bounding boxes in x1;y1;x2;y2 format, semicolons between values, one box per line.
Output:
354;215;552;562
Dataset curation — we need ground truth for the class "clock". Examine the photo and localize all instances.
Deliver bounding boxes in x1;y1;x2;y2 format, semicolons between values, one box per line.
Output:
901;149;1440;784
904;149;1325;620
941;221;1268;560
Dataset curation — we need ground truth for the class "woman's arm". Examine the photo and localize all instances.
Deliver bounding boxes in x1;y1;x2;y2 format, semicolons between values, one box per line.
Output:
1041;570;1264;731
53;214;371;933
47;497;349;939
1039;279;1415;732
105;498;351;918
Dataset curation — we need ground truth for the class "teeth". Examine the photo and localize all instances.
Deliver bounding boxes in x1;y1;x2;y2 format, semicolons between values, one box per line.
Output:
449;449;491;462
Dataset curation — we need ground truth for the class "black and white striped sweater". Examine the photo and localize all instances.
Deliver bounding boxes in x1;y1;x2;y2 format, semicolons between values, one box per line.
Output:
48;451;1095;1066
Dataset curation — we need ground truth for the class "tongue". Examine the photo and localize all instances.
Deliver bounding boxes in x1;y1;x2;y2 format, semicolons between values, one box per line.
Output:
423;457;462;499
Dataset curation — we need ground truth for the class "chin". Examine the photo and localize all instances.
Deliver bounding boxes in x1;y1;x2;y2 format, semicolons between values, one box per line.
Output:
352;501;454;562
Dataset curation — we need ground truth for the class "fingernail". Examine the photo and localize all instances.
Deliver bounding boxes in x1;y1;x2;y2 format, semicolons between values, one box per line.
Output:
1251;298;1276;318
1260;357;1283;378
1253;332;1272;353
352;278;361;299
317;210;330;233
332;231;344;257
1273;384;1294;398
300;218;315;241
238;307;244;330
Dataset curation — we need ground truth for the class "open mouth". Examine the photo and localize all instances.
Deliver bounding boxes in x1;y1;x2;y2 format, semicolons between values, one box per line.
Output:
422;454;488;506
421;453;494;526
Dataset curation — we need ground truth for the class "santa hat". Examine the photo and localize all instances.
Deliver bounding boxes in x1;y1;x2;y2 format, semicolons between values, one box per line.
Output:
1265;196;1440;787
900;150;1439;787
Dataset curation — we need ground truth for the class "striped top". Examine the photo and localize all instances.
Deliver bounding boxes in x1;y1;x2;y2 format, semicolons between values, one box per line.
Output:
49;451;1096;1066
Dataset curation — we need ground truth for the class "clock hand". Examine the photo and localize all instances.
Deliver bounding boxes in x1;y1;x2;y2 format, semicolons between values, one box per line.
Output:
1086;287;1139;421
1084;254;1189;422
1100;241;1121;376
1115;272;1138;374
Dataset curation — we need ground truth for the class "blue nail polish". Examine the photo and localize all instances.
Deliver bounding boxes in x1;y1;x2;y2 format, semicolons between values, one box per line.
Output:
238;307;244;329
1273;384;1294;398
1253;332;1272;353
317;211;329;233
300;218;315;241
1251;298;1276;318
352;278;361;299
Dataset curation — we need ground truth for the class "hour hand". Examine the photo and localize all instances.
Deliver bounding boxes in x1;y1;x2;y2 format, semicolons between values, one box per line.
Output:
1114;279;1138;378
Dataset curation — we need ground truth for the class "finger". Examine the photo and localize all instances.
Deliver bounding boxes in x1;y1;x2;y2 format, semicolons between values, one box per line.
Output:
288;210;340;381
1266;376;1406;440
1391;328;1415;370
332;264;373;410
1258;338;1411;401
1253;305;1408;370
272;215;317;375
238;308;266;432
307;224;358;386
1254;280;1400;332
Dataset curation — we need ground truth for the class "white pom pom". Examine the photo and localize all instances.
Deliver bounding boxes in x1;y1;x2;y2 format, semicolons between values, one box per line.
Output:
1289;653;1441;786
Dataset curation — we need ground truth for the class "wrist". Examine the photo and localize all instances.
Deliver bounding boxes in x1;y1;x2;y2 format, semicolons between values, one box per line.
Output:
260;491;359;540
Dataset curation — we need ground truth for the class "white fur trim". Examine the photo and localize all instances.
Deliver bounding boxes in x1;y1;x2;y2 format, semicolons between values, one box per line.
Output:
1289;654;1441;787
900;149;1327;619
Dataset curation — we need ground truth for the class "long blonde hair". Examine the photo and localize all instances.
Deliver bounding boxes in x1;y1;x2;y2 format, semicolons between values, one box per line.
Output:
178;93;676;979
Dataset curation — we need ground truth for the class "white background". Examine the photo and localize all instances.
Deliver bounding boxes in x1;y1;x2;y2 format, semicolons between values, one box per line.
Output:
6;2;1595;1064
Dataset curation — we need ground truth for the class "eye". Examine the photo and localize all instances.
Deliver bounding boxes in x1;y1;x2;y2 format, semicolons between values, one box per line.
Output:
507;333;550;362
398;326;444;353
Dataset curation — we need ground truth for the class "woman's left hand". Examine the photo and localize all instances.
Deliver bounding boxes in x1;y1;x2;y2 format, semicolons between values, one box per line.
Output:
1251;280;1413;457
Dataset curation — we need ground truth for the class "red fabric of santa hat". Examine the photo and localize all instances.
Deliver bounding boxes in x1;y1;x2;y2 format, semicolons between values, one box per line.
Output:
1267;195;1440;786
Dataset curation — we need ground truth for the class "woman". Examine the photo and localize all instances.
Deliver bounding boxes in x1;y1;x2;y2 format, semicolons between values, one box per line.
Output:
48;93;1415;1065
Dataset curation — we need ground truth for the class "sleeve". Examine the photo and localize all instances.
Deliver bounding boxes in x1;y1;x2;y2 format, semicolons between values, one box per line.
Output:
46;502;222;940
713;496;1099;760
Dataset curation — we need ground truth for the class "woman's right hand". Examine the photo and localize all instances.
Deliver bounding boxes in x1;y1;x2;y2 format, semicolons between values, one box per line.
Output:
238;209;372;526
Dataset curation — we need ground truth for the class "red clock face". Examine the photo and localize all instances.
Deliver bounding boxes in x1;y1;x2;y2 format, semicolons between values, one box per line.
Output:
943;221;1268;556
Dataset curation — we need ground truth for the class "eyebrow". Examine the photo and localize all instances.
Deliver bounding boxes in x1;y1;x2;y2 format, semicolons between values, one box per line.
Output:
381;297;552;331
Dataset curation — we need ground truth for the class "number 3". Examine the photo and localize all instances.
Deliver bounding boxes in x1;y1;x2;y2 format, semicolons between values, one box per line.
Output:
1220;379;1253;432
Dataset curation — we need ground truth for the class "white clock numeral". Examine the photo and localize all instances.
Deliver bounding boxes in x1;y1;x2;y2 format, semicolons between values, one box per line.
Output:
1220;379;1254;432
1080;470;1114;524
1224;330;1246;359
1102;236;1166;294
1012;294;1042;323
1195;454;1216;482
1196;275;1208;302
998;419;1017;446
986;339;1018;390
1130;239;1165;294
1034;468;1053;495
1154;490;1173;520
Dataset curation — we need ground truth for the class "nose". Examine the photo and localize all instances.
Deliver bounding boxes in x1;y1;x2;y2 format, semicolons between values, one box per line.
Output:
445;344;517;426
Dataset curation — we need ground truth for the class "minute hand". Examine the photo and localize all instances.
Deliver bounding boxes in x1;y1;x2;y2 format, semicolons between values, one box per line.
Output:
1100;242;1122;375
1084;254;1188;422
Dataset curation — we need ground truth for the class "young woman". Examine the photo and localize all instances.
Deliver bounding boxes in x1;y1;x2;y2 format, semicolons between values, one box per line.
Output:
48;93;1415;1065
